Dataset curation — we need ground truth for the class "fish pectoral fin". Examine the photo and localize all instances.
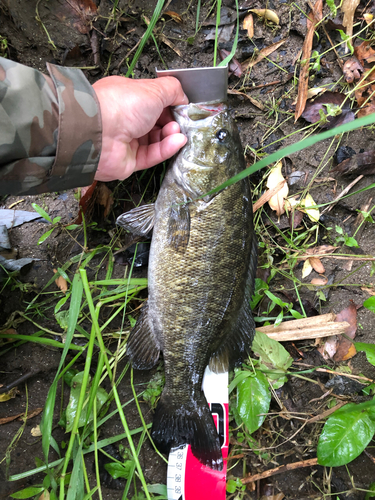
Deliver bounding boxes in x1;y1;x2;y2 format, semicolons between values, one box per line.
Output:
126;302;160;370
116;204;155;236
167;204;190;253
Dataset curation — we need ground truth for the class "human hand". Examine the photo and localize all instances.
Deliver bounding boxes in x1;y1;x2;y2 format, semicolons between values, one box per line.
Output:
92;76;188;182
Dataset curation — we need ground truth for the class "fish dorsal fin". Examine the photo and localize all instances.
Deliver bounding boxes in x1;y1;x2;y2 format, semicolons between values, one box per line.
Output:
167;204;190;253
126;302;160;370
209;237;258;373
116;204;155;236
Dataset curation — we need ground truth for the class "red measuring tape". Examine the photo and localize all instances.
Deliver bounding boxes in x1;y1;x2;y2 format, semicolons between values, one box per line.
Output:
167;368;229;500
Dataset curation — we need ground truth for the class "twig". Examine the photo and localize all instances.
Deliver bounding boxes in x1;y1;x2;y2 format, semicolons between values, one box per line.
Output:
241;457;319;484
321;175;364;214
306;401;347;424
293;362;374;383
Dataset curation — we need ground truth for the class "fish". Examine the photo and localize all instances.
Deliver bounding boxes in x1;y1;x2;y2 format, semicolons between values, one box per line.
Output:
116;100;257;470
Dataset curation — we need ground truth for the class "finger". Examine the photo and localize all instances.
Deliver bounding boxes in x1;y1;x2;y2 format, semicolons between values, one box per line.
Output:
135;133;187;170
138;121;181;147
156;107;175;127
152;76;189;108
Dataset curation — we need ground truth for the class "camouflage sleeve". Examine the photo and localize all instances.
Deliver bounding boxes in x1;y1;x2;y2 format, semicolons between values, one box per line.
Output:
0;57;102;195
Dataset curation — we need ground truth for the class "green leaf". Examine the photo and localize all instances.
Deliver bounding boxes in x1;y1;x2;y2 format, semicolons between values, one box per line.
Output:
10;486;44;499
364;296;375;314
65;372;108;432
54;293;70;314
236;369;271;434
252;331;293;371
317;402;375;466
226;479;238;493
146;484;167;495
55;310;69;330
105;461;133;480
37;227;55;244
354;342;375;366
365;481;375;499
252;331;293;389
65;224;80;230
250;278;269;310
32;203;52;223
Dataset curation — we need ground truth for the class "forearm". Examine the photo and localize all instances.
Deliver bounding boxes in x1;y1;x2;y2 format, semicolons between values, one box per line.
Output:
0;58;102;195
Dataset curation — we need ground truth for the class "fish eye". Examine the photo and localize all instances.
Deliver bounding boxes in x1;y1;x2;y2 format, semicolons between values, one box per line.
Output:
216;129;229;142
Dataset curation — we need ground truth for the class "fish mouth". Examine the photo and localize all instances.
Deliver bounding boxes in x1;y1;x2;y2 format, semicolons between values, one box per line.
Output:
181;157;212;171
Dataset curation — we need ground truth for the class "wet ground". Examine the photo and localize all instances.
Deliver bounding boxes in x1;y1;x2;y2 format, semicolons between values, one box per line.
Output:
1;0;375;498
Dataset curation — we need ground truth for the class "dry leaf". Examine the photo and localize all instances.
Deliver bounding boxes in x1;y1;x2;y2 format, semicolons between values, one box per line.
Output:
311;277;328;285
0;387;18;402
96;183;114;218
219;50;243;77
243;13;254;38
309;256;325;274
38;490;50;500
333;302;357;361
266;161;289;218
343;56;363;83
307;87;326;99
227;88;263;108
54;269;68;293
332;150;375;176
295;0;323;121
361;286;375;296
250;8;279;25
305;245;337;256
318;335;338;359
31;425;42;437
341;0;361;44
164;11;183;23
301;193;320;222
301;91;355;129
364;13;373;24
56;0;97;35
242;39;286;71
302;259;313;278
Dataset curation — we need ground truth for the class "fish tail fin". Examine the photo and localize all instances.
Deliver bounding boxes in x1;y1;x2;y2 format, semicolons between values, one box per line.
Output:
151;389;223;471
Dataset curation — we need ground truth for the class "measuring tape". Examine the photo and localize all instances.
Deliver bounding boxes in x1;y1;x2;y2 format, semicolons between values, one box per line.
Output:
167;368;229;500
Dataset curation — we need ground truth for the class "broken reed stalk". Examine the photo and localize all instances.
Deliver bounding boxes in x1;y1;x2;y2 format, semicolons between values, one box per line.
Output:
257;312;349;341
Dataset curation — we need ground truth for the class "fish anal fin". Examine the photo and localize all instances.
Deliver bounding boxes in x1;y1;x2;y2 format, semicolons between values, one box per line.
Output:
167;204;190;253
126;303;160;370
116;204;155;237
152;389;223;471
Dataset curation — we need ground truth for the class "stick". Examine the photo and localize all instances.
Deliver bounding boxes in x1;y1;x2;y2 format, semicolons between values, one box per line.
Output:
306;401;347;424
241;457;318;484
321;175;364;214
257;313;349;341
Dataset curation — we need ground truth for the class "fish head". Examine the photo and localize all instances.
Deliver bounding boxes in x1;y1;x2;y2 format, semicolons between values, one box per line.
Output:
172;101;244;199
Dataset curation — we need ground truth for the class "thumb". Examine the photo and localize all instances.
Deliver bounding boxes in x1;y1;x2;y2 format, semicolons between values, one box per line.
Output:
152;76;189;107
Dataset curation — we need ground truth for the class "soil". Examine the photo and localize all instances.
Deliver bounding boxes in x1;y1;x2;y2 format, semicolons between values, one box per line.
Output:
1;0;375;499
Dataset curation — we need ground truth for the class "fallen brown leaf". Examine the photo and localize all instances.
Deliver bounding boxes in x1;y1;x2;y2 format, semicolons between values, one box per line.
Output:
56;0;97;35
343;56;363;83
295;0;323;121
243;13;254;38
311;277;328;285
164;11;183;23
301;91;355;128
333;302;357;361
54;269;68;293
267;161;289;218
219;50;242;77
332;150;375;176
0;387;18;402
241;38;286;71
227;88;263;108
309;256;325;274
305;245;337;256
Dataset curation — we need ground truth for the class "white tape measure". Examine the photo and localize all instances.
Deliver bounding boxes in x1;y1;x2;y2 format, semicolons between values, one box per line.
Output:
167;367;229;500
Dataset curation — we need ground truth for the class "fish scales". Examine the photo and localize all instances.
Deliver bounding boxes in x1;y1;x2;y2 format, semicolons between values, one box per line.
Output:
117;100;257;470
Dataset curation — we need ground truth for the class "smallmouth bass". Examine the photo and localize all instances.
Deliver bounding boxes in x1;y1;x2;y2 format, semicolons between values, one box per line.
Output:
117;101;257;470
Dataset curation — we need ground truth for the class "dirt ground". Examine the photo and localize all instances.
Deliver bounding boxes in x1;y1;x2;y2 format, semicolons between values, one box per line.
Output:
1;0;375;499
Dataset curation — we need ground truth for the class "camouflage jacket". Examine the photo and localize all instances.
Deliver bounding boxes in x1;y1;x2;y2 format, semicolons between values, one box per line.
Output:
0;57;102;195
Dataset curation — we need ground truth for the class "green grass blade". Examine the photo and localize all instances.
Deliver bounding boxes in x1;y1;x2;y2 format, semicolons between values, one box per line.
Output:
218;0;239;67
213;0;222;66
198;112;375;200
126;0;165;77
